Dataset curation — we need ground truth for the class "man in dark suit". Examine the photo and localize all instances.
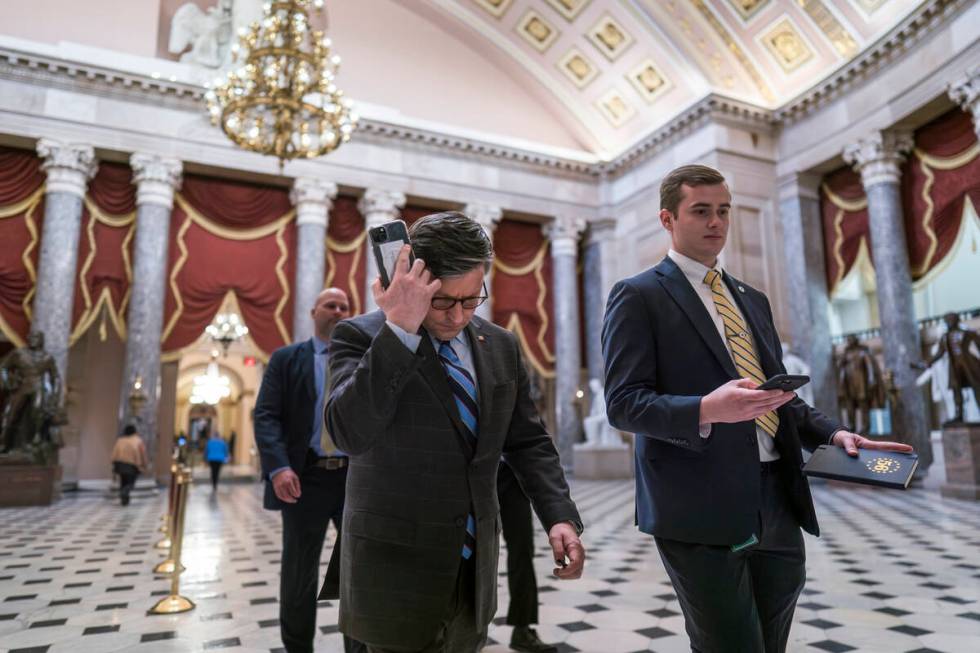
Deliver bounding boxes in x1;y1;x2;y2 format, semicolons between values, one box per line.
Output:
325;212;585;653
497;461;558;653
601;165;912;652
254;287;361;653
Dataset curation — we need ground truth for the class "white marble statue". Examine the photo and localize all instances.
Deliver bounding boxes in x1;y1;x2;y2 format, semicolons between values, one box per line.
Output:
781;342;814;406
169;0;234;69
580;378;626;449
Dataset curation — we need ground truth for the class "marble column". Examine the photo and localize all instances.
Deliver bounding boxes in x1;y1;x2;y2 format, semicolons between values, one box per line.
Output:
118;153;182;458
290;178;338;341
778;174;839;418
843;131;933;472
464;202;503;321
545;215;586;475
949;68;980;139
583;217;617;406
358;189;406;313
33;140;97;387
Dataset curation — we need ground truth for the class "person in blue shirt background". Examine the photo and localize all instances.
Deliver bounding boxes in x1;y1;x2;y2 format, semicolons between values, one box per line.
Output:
204;432;230;491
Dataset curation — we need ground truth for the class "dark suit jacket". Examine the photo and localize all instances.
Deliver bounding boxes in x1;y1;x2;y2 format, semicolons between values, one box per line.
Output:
253;339;317;511
601;257;838;547
325;311;580;649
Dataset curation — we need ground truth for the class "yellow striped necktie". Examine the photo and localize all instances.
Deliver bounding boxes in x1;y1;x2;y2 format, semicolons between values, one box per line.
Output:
703;270;779;438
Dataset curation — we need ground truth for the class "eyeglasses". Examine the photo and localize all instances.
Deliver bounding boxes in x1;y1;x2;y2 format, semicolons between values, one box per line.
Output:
430;283;488;311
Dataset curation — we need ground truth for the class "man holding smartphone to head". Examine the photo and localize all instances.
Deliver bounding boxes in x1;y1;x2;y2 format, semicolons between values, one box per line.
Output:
324;211;585;653
601;165;912;652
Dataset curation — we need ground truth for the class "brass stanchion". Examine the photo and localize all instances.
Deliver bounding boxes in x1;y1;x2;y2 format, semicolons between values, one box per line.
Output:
153;461;185;575
148;466;195;615
154;464;177;549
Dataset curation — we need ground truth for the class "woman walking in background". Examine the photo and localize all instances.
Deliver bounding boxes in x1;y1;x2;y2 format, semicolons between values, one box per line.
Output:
205;433;230;491
110;424;148;506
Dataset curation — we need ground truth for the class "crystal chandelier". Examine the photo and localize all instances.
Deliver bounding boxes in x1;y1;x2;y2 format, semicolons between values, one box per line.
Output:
190;361;232;405
205;312;249;355
204;0;358;166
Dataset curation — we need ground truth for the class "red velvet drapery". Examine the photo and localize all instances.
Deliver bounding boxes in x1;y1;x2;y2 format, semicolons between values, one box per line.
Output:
161;174;296;359
0;147;45;346
71;162;136;343
903;108;980;280
820;166;871;293
325;196;366;315
492;218;555;376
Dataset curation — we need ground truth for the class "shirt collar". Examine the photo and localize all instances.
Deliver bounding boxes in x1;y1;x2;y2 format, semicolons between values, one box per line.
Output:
428;329;468;350
312;335;329;355
668;248;723;287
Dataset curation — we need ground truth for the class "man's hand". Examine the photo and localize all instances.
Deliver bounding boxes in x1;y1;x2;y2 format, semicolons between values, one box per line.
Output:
700;378;795;426
831;430;914;457
548;522;585;580
271;468;301;504
373;245;441;334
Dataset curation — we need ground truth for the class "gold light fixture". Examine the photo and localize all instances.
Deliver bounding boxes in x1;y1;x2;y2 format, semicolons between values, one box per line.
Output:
205;0;358;166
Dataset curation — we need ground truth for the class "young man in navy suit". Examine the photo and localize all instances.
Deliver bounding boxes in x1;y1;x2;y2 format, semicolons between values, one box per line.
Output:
254;287;362;653
601;165;912;652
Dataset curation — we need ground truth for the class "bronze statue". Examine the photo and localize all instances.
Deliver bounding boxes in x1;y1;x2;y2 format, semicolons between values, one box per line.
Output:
836;334;885;434
921;313;980;424
0;331;62;459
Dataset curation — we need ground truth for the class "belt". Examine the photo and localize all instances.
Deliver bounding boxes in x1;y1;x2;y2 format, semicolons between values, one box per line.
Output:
760;460;780;475
312;457;348;470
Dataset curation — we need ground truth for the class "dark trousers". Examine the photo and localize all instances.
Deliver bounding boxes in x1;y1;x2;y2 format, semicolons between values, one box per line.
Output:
499;473;538;626
114;462;139;506
655;464;806;653
366;556;484;653
280;457;357;653
208;461;223;489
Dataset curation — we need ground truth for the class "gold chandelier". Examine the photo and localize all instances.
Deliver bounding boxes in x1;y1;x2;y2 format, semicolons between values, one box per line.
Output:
205;0;358;166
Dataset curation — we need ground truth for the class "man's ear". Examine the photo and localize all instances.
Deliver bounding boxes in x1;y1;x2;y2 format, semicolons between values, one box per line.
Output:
659;209;673;232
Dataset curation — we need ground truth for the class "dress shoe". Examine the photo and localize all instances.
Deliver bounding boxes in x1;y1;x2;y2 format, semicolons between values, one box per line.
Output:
510;626;558;653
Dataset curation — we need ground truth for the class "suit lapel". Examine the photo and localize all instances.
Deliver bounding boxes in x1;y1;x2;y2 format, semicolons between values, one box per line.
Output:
416;333;477;459
299;339;316;405
723;273;780;377
466;319;496;459
655;258;738;378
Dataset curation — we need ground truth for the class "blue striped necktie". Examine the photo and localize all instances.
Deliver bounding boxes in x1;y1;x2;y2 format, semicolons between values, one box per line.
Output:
438;340;478;559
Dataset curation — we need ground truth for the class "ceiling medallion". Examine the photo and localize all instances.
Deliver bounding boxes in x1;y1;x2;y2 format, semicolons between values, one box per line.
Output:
596;88;635;127
545;0;591;22
587;13;634;61
516;10;560;52
626;59;671;103
759;18;814;73
205;0;359;167
558;48;599;88
471;0;514;19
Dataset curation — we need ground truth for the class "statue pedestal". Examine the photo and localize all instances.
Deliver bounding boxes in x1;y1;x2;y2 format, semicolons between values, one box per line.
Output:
0;465;60;506
940;423;980;501
573;444;632;480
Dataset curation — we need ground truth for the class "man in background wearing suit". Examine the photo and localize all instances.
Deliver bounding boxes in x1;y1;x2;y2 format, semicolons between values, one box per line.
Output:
601;165;912;652
325;212;585;653
254;287;361;653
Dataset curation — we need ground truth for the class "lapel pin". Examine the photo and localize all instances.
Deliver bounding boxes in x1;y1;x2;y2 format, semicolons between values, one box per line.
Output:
477;335;485;343
738;285;745;293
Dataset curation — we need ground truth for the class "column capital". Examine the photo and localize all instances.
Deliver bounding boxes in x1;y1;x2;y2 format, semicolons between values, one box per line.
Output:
464;202;503;236
777;172;822;201
291;177;338;227
36;139;97;197
358;189;406;228
584;217;617;245
544;215;586;257
130;153;182;208
949;68;980;135
843;131;913;189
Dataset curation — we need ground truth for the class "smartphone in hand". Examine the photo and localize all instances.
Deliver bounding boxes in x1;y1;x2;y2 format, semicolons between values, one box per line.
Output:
756;374;809;392
368;220;414;288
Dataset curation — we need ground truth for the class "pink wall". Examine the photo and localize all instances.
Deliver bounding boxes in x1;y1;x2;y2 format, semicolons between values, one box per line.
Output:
1;0;160;58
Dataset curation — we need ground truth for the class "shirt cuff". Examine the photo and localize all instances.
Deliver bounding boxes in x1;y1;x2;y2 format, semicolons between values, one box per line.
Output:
269;466;291;479
698;423;712;439
386;320;422;353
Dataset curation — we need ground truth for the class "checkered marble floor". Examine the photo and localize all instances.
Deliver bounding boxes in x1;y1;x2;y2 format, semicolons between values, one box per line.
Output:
0;477;978;653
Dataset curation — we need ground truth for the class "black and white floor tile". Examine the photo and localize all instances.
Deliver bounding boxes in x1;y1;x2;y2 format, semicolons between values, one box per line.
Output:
0;476;978;652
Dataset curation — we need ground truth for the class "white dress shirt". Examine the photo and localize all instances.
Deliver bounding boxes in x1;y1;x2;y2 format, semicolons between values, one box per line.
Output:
668;249;779;462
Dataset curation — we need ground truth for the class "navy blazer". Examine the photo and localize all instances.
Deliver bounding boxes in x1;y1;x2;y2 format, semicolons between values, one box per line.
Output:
253;339;318;510
602;257;838;546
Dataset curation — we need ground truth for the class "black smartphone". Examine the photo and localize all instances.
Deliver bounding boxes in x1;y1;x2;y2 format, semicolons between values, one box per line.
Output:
368;220;414;289
757;374;810;392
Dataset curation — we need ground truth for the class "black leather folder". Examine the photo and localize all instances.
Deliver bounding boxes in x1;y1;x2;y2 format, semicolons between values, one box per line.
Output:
802;444;918;489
